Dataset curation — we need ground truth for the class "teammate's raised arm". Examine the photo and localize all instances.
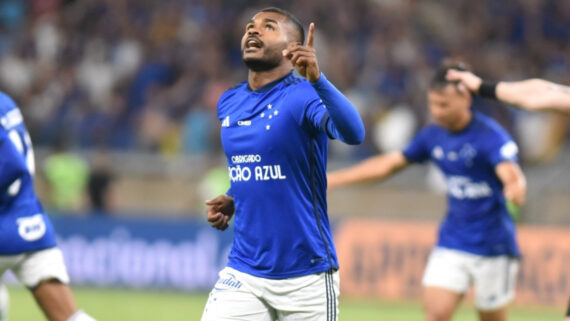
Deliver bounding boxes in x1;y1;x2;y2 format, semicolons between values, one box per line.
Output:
327;151;409;189
447;70;570;116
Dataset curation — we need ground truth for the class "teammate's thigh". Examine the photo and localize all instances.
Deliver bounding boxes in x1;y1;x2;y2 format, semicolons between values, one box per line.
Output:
422;248;472;321
271;270;340;321
11;248;70;288
472;256;519;312
423;286;463;321
422;247;472;293
201;267;276;321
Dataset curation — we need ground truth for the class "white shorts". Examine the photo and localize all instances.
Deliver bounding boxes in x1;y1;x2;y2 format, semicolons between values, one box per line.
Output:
422;247;519;311
201;267;340;321
0;248;70;289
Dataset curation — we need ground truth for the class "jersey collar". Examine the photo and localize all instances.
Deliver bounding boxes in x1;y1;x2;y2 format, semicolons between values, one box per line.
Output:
246;72;293;93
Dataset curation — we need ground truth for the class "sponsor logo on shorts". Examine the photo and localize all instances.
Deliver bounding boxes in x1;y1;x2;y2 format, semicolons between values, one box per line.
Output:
215;273;242;290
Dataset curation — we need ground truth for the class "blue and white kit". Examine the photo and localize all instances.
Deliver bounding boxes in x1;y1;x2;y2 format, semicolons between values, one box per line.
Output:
403;111;520;257
217;72;364;279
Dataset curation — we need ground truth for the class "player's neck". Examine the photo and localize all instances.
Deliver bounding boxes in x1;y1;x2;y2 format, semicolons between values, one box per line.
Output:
248;64;293;91
449;111;473;132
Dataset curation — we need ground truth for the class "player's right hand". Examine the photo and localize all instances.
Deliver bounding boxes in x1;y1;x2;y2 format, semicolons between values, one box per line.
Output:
283;22;320;82
446;70;483;94
205;194;235;231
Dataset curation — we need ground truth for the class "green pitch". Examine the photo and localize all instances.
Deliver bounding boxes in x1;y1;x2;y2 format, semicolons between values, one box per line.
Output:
7;286;562;320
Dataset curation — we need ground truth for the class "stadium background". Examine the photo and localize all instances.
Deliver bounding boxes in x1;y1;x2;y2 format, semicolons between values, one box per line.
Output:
1;0;569;320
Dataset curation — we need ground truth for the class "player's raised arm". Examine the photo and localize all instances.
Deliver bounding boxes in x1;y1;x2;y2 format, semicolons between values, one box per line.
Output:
284;23;364;144
495;161;527;208
447;70;570;116
327;151;409;189
283;22;319;82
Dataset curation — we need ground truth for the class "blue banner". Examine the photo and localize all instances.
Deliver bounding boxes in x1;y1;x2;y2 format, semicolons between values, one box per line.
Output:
52;216;234;290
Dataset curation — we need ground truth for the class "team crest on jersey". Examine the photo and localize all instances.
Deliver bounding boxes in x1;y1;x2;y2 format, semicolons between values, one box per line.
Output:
17;214;46;241
459;143;477;167
260;103;279;131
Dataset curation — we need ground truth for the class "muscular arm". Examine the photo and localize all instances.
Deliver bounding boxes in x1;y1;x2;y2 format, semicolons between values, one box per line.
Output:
495;161;527;207
327;151;409;189
446;70;570;116
496;79;570;115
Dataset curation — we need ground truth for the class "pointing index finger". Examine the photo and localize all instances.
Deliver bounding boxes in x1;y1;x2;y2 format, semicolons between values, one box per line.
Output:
307;22;315;48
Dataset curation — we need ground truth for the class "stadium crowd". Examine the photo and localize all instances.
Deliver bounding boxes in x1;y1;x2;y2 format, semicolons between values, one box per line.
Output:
0;0;568;159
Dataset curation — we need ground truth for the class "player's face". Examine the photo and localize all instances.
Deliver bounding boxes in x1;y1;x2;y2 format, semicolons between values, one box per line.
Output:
428;85;471;131
241;12;293;71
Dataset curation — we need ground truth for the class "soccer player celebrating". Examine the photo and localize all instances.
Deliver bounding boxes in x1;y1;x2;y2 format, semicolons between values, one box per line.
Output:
328;62;526;321
446;69;570;116
447;69;570;321
0;92;96;321
201;7;364;321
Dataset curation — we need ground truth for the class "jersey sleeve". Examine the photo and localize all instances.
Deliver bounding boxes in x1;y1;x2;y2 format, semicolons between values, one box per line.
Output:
402;128;431;163
485;131;519;166
301;94;329;136
302;73;365;144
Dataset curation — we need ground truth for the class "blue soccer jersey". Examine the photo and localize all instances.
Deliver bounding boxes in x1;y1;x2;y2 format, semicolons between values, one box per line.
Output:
0;92;57;254
403;112;520;257
218;72;363;279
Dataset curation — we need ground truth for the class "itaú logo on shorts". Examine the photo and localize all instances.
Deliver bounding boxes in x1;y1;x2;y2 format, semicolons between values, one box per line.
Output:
17;214;46;241
446;176;492;199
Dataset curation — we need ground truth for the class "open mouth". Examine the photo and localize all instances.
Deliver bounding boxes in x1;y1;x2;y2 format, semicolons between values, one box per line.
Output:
245;37;262;50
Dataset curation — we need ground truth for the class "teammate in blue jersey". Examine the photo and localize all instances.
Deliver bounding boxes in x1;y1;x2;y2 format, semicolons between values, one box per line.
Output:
201;7;364;321
447;69;570;321
328;61;527;321
0;92;96;321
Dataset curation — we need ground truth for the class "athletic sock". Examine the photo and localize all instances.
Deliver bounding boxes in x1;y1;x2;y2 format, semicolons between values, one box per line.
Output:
67;310;97;321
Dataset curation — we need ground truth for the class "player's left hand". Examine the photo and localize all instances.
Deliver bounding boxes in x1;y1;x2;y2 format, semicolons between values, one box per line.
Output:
205;194;235;231
283;22;320;82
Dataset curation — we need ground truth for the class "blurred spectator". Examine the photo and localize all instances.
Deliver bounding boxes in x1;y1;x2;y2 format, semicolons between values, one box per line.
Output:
87;151;117;215
43;137;89;213
0;0;566;162
197;157;230;215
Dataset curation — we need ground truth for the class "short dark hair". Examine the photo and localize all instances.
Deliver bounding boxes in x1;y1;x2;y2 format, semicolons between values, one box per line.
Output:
259;7;305;44
430;60;471;90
